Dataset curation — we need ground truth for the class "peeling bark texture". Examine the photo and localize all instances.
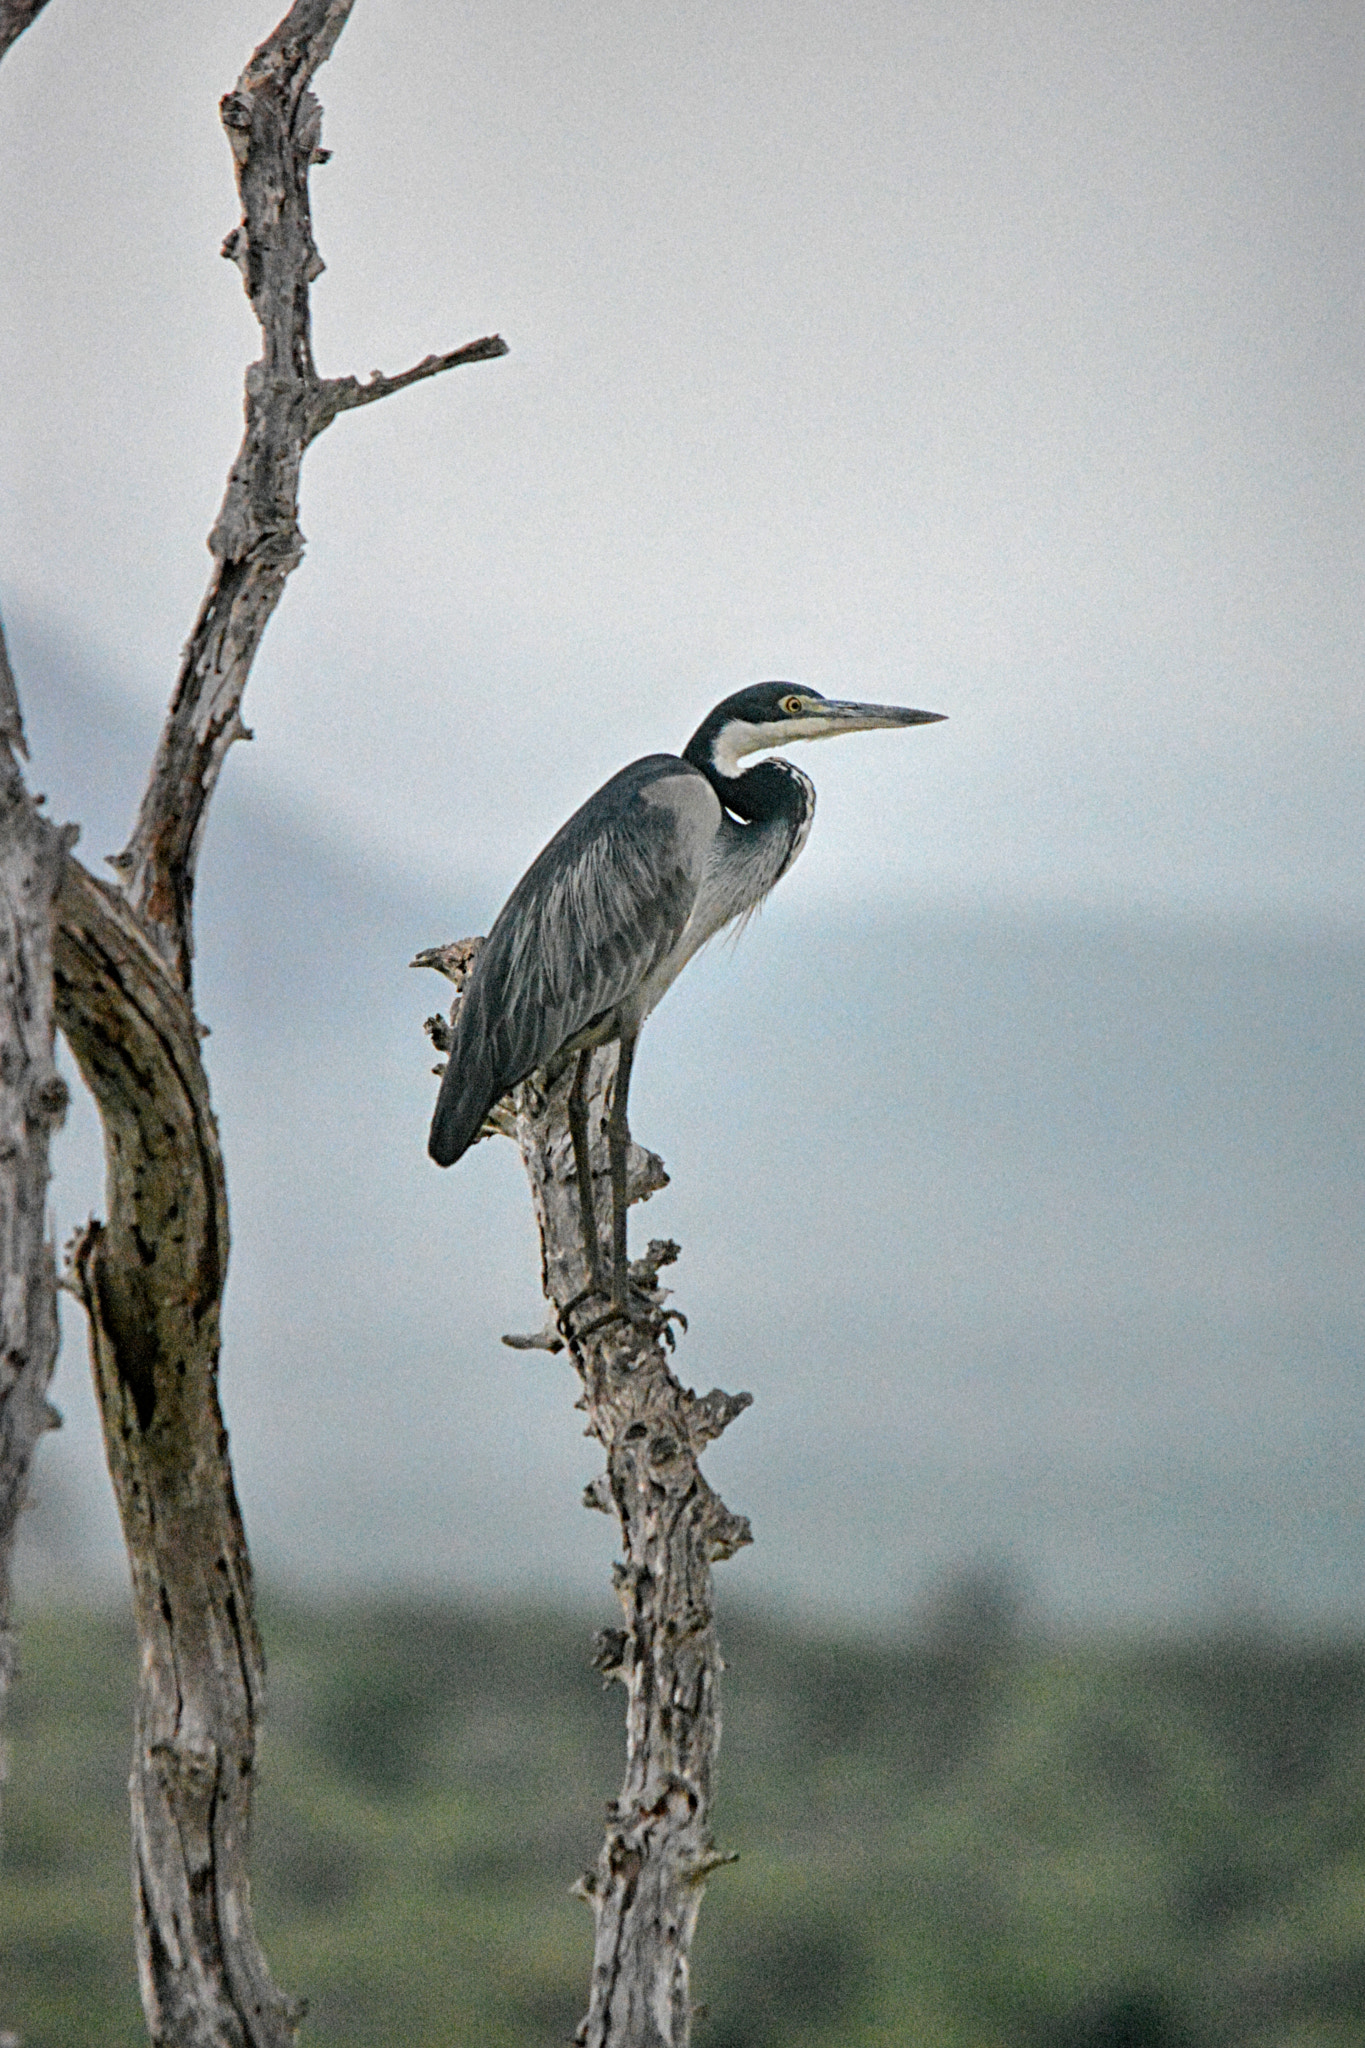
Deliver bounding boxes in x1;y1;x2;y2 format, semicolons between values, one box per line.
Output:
422;947;752;2048
115;0;506;993
0;614;75;1856
55;861;301;2047
0;0;53;62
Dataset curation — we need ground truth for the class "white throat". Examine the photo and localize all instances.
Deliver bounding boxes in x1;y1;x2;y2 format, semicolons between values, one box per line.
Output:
710;714;839;778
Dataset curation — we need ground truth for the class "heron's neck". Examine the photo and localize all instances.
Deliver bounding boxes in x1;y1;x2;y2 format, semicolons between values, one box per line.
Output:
704;755;806;824
671;754;815;950
701;753;816;899
680;722;804;818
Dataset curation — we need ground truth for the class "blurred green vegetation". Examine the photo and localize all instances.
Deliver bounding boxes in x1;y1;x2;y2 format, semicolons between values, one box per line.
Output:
3;1576;1365;2047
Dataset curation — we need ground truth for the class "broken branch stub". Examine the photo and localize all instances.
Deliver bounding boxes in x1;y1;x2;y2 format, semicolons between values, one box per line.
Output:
421;945;753;2048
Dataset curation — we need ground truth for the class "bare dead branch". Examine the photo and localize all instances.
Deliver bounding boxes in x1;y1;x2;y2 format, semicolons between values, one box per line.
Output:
116;0;505;989
55;857;302;2047
310;333;509;436
421;962;752;2047
412;935;485;986
0;0;54;63
111;0;355;984
501;1316;566;1352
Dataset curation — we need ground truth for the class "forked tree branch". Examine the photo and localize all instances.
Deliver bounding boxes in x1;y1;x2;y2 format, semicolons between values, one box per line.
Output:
421;947;751;2048
116;0;505;991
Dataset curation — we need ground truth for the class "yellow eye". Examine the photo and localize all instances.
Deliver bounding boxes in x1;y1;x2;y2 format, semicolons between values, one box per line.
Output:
780;694;805;715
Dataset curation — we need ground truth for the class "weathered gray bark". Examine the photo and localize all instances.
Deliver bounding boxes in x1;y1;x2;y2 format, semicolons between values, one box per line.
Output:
57;861;295;2044
420;946;751;2048
0;3;505;2041
0;616;76;1861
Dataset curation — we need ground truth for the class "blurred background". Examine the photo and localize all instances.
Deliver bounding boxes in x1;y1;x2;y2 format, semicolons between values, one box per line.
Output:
1;0;1362;2042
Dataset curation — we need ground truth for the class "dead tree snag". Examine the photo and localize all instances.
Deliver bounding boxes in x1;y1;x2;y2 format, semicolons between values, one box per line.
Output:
420;944;752;2048
0;1;505;2039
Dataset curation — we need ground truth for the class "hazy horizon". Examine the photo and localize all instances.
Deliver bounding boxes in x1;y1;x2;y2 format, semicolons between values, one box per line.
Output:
13;636;1363;1635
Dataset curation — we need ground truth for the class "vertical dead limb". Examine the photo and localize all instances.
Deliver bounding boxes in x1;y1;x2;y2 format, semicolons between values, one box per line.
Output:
421;949;751;2048
0;615;75;1849
6;4;506;2041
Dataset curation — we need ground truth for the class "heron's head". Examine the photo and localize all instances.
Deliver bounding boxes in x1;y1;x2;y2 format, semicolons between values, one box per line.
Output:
683;681;945;779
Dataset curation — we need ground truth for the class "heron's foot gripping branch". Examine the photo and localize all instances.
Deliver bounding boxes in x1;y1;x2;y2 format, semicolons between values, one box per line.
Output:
561;1243;687;1347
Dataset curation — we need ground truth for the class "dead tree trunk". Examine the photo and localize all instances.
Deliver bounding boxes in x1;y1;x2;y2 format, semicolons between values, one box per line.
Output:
55;861;299;2047
0;2;504;2039
420;947;752;2048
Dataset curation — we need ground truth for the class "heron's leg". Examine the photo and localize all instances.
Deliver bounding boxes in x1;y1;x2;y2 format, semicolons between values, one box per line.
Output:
568;1048;608;1296
607;1031;638;1311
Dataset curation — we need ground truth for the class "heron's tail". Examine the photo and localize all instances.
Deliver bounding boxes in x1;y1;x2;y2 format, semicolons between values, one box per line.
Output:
427;1044;498;1167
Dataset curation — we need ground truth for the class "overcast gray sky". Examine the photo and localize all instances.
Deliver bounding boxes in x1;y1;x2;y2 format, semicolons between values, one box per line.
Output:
2;0;1361;918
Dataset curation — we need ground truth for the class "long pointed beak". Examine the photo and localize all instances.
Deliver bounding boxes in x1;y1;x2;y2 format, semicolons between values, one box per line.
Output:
817;700;947;733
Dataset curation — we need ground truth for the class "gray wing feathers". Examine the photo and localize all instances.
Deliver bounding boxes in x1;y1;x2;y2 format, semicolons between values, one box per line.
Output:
428;763;716;1166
